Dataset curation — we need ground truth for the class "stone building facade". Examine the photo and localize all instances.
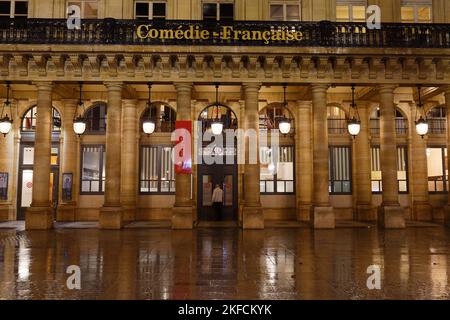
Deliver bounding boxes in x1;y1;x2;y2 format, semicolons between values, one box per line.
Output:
0;0;449;230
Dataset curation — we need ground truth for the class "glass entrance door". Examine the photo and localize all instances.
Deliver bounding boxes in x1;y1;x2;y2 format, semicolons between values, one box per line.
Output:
198;165;237;221
17;144;60;220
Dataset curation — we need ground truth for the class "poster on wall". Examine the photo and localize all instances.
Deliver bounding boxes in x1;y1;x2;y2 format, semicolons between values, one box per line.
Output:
174;120;192;174
0;172;8;200
62;173;73;201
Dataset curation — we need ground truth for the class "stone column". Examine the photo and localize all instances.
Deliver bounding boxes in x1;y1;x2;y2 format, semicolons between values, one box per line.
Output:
56;99;78;222
242;83;263;229
0;98;15;221
444;87;450;227
121;99;138;222
377;85;405;228
99;82;123;229
354;102;377;221
26;82;53;230
172;83;194;229
296;101;313;221
311;84;335;229
410;102;432;221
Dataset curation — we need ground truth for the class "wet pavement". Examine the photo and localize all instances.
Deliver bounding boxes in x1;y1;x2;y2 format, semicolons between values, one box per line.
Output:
0;226;450;300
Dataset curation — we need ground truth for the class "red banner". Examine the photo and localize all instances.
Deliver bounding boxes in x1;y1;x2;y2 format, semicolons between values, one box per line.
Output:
173;120;192;174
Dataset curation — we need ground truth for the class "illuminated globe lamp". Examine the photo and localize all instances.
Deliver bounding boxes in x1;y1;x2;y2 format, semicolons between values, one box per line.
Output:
143;118;156;135
415;116;429;138
0;82;13;137
347;85;361;138
143;82;156;135
73;82;87;136
210;83;223;135
73;115;86;136
278;116;291;135
211;118;223;135
0;114;12;137
415;85;429;139
347;117;361;137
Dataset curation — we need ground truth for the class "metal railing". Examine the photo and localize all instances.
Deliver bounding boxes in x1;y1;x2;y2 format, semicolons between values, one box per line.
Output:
328;119;348;134
0;18;449;48
369;119;408;135
428;118;447;134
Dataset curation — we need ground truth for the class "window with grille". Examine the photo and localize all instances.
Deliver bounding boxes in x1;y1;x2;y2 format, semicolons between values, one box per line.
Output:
81;145;105;194
140;146;175;194
260;146;295;194
329;146;352;194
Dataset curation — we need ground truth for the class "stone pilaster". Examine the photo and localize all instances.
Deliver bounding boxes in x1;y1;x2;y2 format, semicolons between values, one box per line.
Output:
311;84;335;229
0;99;15;221
121;99;138;222
242;83;263;229
354;102;377;221
296;101;313;221
56;99;78;222
26;82;54;230
172;82;194;229
410;102;432;221
377;85;405;229
443;87;450;227
99;82;123;229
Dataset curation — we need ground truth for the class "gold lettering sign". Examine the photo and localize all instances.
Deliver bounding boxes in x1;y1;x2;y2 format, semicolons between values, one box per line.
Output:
136;25;304;45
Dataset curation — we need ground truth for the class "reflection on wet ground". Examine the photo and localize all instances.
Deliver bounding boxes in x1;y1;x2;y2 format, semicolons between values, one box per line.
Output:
0;226;450;300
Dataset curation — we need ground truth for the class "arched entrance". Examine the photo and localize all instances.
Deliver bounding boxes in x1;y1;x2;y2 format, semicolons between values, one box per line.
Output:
197;104;238;222
17;105;61;220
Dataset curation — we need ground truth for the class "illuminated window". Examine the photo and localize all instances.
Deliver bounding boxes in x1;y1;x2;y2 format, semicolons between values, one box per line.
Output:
203;1;234;21
260;146;295;194
81;145;105;194
371;146;409;193
67;0;98;19
269;1;300;21
140;103;176;133
401;1;432;23
427;147;448;193
135;1;166;20
140;146;175;194
336;0;366;22
21;106;61;132
0;0;28;18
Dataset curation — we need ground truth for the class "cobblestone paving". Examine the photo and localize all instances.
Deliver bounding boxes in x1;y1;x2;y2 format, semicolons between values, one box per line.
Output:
0;227;450;300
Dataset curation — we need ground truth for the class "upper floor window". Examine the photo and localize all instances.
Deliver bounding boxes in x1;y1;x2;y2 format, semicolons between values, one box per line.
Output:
21;106;61;132
327;106;347;134
84;102;107;134
141;102;176;133
269;1;301;21
67;0;98;19
203;1;234;21
401;0;432;23
427;106;447;134
135;1;166;20
336;0;366;22
0;0;28;18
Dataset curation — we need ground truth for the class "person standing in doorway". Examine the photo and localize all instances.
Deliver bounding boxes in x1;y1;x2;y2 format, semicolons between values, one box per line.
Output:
211;184;223;221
